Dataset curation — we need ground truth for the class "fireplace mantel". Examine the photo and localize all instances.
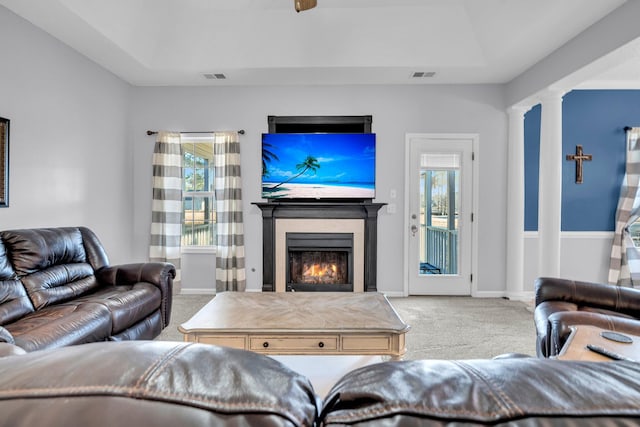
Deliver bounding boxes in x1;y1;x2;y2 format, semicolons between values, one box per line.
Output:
253;202;385;292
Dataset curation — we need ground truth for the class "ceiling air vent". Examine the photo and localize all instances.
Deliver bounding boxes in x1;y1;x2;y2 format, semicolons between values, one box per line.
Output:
411;71;436;78
203;73;227;80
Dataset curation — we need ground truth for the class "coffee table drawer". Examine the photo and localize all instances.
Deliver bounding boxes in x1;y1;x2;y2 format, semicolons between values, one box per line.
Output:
190;335;247;349
342;335;392;352
249;335;338;351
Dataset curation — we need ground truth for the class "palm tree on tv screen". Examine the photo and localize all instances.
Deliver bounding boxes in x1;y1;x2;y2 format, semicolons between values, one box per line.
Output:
270;155;320;190
262;142;279;177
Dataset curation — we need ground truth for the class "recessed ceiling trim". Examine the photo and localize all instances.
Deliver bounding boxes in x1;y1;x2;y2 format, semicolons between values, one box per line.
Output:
0;1;632;87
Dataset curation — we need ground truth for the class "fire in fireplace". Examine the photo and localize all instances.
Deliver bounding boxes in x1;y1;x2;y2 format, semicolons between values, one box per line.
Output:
292;250;348;284
286;233;353;292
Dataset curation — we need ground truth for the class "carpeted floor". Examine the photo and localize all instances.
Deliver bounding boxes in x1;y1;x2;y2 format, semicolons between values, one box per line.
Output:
157;294;537;360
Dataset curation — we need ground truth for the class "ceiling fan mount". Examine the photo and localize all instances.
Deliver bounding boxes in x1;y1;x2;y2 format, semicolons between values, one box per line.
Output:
295;0;317;13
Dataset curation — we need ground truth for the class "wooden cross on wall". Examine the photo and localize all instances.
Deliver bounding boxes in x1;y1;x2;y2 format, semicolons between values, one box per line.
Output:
566;145;593;184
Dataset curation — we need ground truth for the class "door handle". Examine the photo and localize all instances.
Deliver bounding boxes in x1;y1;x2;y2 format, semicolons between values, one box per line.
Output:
411;224;418;236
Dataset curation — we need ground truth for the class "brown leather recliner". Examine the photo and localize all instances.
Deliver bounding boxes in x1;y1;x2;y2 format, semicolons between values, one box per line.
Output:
534;276;640;357
0;226;175;352
3;340;640;426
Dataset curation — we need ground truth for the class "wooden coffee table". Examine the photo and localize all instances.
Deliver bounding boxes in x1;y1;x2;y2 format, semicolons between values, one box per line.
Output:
179;292;410;360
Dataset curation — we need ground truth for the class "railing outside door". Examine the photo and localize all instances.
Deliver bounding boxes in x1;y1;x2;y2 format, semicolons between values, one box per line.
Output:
420;225;458;274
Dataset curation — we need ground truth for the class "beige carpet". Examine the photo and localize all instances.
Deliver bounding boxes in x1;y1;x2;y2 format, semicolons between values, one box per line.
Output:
157;294;537;360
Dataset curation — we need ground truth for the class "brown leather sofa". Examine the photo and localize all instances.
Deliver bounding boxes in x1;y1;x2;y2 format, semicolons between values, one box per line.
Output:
0;226;175;352
1;340;640;426
534;276;640;357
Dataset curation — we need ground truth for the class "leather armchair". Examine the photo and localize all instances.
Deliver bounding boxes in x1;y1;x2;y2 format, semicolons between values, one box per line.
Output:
534;277;640;357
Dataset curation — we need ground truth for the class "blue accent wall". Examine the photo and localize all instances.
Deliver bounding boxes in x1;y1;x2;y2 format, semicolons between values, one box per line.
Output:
524;90;640;231
524;104;540;231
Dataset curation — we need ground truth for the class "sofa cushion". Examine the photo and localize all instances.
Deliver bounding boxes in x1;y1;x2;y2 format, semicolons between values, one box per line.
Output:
80;283;162;334
0;238;16;280
20;263;99;310
1;228;104;310
5;302;111;352
0;228;87;277
0;279;35;325
0;341;319;427
0;238;33;325
109;311;162;341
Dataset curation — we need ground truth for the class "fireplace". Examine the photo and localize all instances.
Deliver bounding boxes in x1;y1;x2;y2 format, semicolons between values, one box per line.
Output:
253;202;385;292
286;232;354;292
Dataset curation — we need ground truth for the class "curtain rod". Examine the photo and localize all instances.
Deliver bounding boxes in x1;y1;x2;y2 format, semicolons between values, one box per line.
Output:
625;126;633;132
146;129;245;136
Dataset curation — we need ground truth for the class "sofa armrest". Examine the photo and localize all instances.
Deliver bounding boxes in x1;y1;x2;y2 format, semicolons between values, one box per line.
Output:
0;327;25;357
545;311;640;357
0;326;15;345
535;277;640;317
96;262;175;327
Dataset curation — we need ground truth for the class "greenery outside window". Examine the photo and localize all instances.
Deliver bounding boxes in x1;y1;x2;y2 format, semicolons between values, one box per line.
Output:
182;135;216;248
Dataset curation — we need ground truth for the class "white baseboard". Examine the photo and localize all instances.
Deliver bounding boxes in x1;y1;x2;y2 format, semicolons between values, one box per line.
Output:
379;291;406;298
471;290;534;302
504;291;535;302
180;288;216;295
471;290;506;298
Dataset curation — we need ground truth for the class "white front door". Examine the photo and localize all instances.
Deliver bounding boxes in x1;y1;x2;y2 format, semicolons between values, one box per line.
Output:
406;134;475;295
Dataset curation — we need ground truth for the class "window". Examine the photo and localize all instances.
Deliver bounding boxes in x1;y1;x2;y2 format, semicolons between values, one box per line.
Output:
182;135;216;247
630;218;640;248
419;153;460;275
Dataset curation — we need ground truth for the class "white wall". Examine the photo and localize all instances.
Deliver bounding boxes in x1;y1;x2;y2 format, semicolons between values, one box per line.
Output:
181;249;216;294
130;85;509;295
524;232;613;294
0;6;133;263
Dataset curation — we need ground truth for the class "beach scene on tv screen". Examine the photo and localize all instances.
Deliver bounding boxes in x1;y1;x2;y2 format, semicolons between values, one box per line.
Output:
262;133;375;199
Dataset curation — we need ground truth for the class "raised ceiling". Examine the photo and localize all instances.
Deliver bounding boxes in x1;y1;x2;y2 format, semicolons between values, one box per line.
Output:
0;0;635;87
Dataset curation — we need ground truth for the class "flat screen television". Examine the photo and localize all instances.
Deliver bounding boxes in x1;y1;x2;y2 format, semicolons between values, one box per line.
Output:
261;133;375;200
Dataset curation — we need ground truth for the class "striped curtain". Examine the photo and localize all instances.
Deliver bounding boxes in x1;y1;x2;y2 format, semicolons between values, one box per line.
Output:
214;131;246;292
150;131;183;292
609;127;640;287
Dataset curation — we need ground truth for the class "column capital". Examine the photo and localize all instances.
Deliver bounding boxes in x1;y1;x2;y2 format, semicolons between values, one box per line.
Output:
537;88;567;104
507;105;530;118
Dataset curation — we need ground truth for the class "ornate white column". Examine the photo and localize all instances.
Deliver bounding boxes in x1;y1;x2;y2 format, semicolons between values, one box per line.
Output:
506;106;528;298
538;90;565;278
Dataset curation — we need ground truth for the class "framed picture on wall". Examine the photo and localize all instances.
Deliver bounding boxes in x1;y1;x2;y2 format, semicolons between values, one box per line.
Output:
0;117;8;207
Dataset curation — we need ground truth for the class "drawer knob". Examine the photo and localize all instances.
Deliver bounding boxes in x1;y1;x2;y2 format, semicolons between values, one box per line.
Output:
318;341;324;348
263;342;269;348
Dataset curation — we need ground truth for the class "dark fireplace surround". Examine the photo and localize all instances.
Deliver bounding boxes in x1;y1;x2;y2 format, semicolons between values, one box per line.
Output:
254;202;385;292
